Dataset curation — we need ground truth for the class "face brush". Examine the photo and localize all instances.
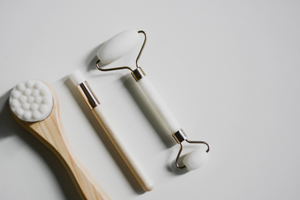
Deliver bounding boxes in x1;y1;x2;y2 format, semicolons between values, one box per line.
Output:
69;69;154;191
9;80;111;200
95;30;210;171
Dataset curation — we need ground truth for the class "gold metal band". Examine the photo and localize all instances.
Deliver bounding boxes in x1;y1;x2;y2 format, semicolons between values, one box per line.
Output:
131;67;146;82
77;81;100;109
172;129;187;144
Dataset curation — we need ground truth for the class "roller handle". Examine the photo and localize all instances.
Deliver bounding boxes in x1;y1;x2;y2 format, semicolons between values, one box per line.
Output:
137;76;181;134
92;105;154;191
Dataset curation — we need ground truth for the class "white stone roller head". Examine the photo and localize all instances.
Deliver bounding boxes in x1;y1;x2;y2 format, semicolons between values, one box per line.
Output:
182;147;209;171
9;80;53;122
97;29;141;64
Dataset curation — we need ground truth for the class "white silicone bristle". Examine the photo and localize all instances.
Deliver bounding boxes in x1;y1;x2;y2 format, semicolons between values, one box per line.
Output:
182;147;208;171
9;80;53;122
97;29;140;64
69;69;86;86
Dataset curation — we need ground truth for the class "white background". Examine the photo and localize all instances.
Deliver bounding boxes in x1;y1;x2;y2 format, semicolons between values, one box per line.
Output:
1;1;300;199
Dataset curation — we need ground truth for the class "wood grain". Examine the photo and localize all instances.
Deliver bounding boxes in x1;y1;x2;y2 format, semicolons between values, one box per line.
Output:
11;83;111;200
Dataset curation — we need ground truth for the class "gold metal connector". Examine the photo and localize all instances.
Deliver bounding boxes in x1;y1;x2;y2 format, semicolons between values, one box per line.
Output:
77;81;100;109
131;67;146;82
172;129;210;169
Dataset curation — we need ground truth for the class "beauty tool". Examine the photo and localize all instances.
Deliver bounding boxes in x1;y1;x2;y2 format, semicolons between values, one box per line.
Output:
9;80;111;200
95;30;210;171
69;69;154;191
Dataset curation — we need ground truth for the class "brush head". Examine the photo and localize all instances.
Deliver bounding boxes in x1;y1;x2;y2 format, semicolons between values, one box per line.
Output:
69;69;86;86
9;80;53;122
97;29;140;64
182;147;209;171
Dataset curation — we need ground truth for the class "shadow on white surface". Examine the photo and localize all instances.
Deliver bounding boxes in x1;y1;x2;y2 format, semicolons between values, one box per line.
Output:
0;90;82;200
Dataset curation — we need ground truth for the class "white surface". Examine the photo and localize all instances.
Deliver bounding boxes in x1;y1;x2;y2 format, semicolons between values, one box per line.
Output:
0;1;300;200
69;69;86;86
138;76;181;133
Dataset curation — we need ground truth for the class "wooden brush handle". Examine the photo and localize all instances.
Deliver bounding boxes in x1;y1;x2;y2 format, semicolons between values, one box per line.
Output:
92;105;154;191
11;84;111;200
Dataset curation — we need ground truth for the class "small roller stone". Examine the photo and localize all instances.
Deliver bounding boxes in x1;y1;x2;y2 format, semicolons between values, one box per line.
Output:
182;147;209;171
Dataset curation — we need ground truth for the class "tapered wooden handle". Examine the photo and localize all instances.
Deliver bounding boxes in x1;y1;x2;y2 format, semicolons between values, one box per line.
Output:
11;84;111;200
92;105;154;191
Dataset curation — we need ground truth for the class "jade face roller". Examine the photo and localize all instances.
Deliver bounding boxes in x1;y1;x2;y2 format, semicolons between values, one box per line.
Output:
95;30;210;171
9;80;111;200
